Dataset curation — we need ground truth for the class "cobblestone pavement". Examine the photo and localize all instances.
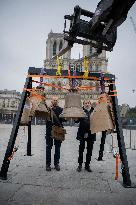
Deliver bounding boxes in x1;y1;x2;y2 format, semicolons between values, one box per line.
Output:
0;124;136;205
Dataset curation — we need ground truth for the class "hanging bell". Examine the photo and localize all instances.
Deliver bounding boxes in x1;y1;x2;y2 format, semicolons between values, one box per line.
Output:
60;92;86;120
20;97;32;125
29;91;50;119
34;102;50;119
90;93;115;134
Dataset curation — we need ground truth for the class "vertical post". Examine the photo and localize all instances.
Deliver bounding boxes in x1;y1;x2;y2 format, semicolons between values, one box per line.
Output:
0;77;31;180
98;131;106;161
27;121;32;156
27;77;32;156
115;154;119;180
132;130;136;150
112;134;114;151
109;134;114;153
130;129;132;149
109;79;131;187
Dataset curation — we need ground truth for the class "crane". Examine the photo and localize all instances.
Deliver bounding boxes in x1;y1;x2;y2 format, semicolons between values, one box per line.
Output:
52;0;136;60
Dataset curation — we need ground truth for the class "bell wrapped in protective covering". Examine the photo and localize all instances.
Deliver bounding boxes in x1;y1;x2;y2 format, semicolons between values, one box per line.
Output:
29;90;50;119
20;97;32;125
90;93;115;134
60;92;86;120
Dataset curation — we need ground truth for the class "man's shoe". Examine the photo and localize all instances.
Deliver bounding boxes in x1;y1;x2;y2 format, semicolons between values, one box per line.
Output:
55;164;60;171
77;165;82;172
46;164;51;171
85;165;92;172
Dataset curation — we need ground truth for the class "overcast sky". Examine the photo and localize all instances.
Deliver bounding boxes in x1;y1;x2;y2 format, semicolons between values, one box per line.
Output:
0;0;136;107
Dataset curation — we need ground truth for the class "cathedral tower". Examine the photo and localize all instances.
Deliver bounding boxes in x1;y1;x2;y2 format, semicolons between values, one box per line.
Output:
44;31;71;69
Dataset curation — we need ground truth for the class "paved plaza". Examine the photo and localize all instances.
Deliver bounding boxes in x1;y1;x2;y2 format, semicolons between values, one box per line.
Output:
0;124;136;205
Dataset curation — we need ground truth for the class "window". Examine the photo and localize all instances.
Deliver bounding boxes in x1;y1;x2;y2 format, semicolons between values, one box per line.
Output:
95;63;99;71
76;64;81;72
53;41;57;56
59;41;63;51
70;64;75;71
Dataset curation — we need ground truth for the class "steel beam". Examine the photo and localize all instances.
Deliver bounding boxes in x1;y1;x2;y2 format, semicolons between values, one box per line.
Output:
27;77;32;156
28;67;115;80
109;81;131;187
98;131;106;161
0;77;31;180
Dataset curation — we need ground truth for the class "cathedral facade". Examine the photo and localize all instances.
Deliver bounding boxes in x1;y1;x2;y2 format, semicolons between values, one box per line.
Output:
44;31;108;107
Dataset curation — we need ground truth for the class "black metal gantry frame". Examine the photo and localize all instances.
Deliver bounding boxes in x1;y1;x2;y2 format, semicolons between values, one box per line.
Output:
0;67;131;187
98;131;107;161
0;76;32;180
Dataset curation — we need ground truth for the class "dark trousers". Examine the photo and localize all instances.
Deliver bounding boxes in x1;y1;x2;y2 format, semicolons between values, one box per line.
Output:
78;136;95;166
46;135;61;166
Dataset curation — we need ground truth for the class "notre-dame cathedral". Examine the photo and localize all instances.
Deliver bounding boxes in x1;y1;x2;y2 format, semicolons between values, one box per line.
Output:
44;31;108;107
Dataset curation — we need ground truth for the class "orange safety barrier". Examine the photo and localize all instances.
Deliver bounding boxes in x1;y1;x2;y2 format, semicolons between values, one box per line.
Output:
27;75;117;84
78;86;95;90
107;82;116;84
32;80;96;91
109;94;117;97
31;92;45;100
27;74;99;81
26;76;117;92
23;88;44;92
23;88;37;92
115;153;119;180
110;90;117;92
7;146;18;161
32;80;68;91
104;77;110;81
23;88;46;99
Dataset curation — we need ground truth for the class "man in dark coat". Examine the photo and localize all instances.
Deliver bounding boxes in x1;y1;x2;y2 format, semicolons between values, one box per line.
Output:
46;97;63;171
77;100;96;172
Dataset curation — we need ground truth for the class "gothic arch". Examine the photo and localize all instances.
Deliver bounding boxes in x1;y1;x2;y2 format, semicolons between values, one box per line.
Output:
59;40;63;51
53;41;57;56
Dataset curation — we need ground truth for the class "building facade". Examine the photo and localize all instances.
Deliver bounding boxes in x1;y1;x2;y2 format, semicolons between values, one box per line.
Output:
44;31;108;107
0;89;21;123
119;104;129;118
